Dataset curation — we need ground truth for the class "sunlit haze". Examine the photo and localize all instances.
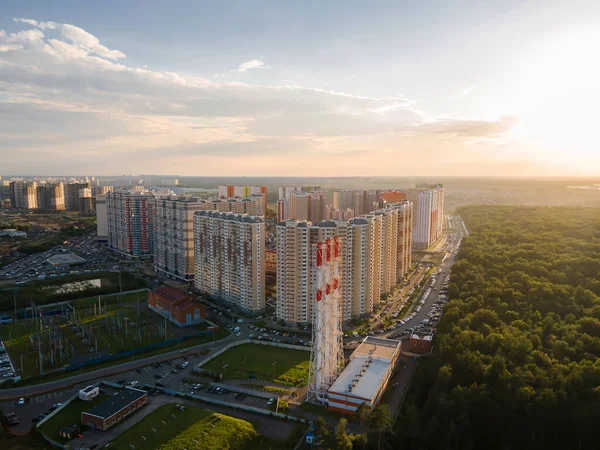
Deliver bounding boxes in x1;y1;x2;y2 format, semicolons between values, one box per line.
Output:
1;0;599;176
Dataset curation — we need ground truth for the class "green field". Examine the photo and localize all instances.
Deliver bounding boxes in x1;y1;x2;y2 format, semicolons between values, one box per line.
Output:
202;344;310;386
110;404;258;450
39;394;109;443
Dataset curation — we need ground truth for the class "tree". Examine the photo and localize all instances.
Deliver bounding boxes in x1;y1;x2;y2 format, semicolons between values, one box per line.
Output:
353;402;371;426
336;418;353;450
369;404;392;450
315;416;329;440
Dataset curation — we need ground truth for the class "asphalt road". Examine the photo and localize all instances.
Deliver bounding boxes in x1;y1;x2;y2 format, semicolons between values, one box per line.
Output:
0;332;240;401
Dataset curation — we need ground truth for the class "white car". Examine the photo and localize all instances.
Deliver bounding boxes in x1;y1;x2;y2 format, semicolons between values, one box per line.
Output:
267;398;275;406
129;381;139;386
18;397;25;405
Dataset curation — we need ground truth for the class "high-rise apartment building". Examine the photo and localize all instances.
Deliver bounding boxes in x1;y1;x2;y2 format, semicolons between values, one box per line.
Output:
277;199;289;222
65;182;90;211
96;195;108;245
390;201;413;279
333;190;382;216
276;201;413;325
154;196;204;283
36;183;66;211
106;190;155;258
407;184;444;249
278;186;302;200
217;185;267;213
78;187;93;214
9;181;38;209
194;211;265;313
288;191;326;223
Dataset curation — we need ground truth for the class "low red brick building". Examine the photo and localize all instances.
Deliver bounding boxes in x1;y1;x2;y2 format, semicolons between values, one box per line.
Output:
148;287;206;327
81;388;147;431
409;334;433;354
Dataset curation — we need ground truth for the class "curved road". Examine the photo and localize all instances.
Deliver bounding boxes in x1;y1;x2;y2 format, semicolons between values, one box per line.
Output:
0;332;241;401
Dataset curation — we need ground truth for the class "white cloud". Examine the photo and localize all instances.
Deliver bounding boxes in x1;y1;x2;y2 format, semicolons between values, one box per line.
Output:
449;84;477;100
14;18;57;30
0;19;521;175
12;17;125;60
236;59;268;72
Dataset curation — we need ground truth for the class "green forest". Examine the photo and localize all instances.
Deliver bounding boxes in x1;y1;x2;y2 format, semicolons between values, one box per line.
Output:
395;206;600;450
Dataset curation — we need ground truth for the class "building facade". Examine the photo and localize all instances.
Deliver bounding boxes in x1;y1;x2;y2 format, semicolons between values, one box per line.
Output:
147;286;205;327
81;388;147;431
106;190;155;258
36;183;66;211
218;185;267;213
194;211;265;313
9;181;38;209
95;195;108;245
276;202;413;324
153;196;203;283
407;184;444;249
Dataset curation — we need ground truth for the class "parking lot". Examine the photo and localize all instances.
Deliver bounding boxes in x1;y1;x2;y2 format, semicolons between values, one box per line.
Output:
0;231;111;282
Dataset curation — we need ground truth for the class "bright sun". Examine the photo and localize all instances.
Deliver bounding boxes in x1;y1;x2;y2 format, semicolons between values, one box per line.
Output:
510;27;600;169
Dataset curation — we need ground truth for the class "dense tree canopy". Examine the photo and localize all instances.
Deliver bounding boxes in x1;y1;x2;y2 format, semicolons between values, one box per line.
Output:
397;206;600;450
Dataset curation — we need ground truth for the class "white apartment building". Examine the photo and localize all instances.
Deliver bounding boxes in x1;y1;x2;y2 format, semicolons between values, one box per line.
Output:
276;201;413;325
278;186;302;200
408;184;444;249
96;195;108;244
154;196;204;283
9;181;38;209
194;211;265;313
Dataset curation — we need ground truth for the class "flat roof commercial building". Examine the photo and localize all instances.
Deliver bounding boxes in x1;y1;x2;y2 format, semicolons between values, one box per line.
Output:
328;336;401;414
81;387;147;431
47;253;86;266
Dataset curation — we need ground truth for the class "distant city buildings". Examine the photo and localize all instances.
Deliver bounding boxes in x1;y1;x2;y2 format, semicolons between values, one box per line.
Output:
407;184;444;249
194;211;265;313
96;195;108;245
36;183;66;211
9;181;38;209
218;185;267;213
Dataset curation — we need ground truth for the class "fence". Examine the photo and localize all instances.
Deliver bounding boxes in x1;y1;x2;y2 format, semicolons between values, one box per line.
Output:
209;381;275;400
66;330;212;371
149;383;306;424
193;339;310;373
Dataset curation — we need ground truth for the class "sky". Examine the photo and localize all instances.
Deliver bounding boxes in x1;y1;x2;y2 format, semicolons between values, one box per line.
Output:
1;0;599;177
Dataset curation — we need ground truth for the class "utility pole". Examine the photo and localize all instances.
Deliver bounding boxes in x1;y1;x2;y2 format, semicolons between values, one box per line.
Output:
13;291;17;323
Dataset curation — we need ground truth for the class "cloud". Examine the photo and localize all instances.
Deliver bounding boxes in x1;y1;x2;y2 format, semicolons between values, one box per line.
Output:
0;18;526;175
12;17;125;60
449;84;477;100
14;18;57;30
236;59;269;72
419;116;518;137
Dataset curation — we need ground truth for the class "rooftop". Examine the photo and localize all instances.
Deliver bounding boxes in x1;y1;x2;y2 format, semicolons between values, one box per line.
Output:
152;286;189;303
329;337;401;401
354;336;401;361
85;388;146;420
411;334;433;341
46;253;86;266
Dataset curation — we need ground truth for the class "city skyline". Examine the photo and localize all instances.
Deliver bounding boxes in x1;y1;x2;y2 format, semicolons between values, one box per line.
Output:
1;1;599;177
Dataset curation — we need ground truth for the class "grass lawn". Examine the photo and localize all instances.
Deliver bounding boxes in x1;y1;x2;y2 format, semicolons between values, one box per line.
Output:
110;404;259;450
39;394;109;442
202;344;309;386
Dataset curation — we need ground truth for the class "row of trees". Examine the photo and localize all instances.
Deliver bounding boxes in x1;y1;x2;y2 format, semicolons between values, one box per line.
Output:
394;206;600;450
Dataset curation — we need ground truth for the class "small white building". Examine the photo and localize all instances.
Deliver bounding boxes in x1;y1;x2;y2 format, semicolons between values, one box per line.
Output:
0;229;26;237
79;385;99;401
